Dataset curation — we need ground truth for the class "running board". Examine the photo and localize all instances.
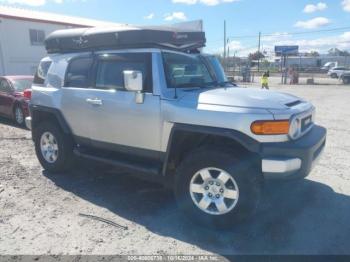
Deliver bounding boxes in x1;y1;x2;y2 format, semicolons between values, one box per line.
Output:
73;148;162;181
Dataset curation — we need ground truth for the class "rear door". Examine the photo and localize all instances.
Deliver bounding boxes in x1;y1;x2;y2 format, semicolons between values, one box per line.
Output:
60;55;94;145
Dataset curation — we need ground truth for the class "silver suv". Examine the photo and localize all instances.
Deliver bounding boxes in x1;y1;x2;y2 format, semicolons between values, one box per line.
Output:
27;27;326;227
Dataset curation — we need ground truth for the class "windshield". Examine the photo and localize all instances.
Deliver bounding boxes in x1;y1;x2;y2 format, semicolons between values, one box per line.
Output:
163;52;215;89
11;79;33;92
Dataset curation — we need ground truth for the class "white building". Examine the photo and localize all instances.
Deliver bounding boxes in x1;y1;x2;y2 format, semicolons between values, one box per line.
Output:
0;6;123;75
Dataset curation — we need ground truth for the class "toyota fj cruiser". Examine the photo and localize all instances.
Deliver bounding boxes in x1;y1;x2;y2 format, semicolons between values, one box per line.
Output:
27;26;326;227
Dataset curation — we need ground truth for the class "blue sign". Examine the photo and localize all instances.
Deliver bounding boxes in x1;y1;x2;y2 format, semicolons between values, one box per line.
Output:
275;46;299;56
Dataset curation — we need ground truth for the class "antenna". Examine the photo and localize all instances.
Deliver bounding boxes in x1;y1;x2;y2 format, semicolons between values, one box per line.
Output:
174;85;178;99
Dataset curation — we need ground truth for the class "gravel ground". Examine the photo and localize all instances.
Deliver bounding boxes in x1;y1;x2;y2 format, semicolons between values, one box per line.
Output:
0;83;350;257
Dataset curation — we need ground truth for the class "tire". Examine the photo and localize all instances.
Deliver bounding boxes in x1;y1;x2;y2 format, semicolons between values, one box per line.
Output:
34;121;74;173
174;147;263;228
13;105;25;126
343;77;350;85
330;73;338;79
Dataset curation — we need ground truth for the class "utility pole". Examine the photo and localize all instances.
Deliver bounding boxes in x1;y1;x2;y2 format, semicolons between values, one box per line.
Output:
228;43;230;59
257;31;261;72
223;20;227;73
224;20;227;62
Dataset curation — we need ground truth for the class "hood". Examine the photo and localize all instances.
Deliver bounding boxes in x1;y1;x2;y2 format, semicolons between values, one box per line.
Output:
180;87;302;110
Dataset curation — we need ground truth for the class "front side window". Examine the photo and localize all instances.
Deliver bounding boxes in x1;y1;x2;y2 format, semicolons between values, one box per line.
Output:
94;53;152;92
204;56;228;83
29;29;46;46
162;52;214;89
65;57;93;88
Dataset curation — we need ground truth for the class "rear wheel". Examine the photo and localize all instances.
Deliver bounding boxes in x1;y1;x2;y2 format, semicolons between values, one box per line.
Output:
174;147;263;228
34;122;74;173
14;105;24;126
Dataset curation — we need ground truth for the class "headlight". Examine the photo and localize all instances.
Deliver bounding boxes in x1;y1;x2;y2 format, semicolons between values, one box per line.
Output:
289;117;300;139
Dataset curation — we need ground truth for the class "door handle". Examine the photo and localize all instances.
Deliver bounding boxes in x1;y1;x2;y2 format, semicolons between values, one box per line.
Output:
86;98;103;106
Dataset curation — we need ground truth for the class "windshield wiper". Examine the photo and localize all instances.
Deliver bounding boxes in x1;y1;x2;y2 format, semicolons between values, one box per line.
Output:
218;81;237;87
174;82;216;89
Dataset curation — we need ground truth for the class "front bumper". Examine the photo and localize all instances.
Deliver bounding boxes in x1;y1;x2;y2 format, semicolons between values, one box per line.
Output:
25;116;32;130
260;125;326;179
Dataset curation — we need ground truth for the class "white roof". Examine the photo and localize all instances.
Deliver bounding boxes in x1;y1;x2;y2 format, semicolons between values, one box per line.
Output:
0;5;125;27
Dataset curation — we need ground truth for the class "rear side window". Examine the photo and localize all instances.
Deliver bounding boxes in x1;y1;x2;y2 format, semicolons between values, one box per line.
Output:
65;57;93;88
94;53;152;92
33;60;52;85
0;79;12;93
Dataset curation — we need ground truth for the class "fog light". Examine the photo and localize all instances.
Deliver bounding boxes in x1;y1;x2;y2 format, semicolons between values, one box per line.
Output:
251;120;290;135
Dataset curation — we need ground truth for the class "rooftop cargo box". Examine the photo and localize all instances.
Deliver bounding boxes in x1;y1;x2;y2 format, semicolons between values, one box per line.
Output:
45;25;206;54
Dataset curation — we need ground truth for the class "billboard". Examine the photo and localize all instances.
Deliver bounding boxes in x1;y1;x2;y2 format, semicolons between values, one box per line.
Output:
275;46;299;56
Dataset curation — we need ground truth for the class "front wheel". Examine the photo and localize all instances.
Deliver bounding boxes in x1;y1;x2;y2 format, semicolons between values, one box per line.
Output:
174;148;263;228
34;122;74;173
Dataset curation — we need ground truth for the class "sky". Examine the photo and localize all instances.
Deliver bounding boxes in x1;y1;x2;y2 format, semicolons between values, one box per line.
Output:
1;0;350;56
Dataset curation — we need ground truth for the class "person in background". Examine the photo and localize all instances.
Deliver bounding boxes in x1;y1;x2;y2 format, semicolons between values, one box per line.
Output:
261;71;269;89
288;67;294;84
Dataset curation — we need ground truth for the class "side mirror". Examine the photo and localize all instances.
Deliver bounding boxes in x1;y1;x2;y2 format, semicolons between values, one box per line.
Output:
123;70;143;92
123;70;144;104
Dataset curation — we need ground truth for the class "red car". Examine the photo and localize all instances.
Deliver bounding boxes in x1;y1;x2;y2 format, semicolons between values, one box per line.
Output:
0;76;33;126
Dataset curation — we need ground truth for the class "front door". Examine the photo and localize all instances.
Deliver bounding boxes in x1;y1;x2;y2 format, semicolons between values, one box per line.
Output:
86;52;162;158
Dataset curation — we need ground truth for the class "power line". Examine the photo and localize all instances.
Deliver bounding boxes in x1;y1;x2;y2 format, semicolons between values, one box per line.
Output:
227;26;350;39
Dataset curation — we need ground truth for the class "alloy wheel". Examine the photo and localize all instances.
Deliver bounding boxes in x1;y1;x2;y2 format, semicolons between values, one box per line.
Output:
189;167;239;215
40;132;59;164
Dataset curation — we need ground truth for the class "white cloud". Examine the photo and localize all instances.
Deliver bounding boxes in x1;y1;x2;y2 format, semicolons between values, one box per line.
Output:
214;40;256;56
263;32;350;54
164;12;187;21
144;13;155;19
342;0;350;12
261;32;291;42
294;17;330;29
303;2;327;13
227;40;243;51
0;0;46;5
0;0;80;6
213;30;350;57
172;0;196;4
172;0;239;6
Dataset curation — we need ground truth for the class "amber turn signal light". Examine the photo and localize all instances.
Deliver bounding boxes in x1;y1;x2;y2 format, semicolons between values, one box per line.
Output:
251;120;290;135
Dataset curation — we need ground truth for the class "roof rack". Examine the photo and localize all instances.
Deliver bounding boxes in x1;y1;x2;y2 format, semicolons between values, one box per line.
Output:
45;25;206;54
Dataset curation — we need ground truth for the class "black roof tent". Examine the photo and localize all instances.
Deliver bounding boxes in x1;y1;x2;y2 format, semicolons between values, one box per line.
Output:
45;25;206;54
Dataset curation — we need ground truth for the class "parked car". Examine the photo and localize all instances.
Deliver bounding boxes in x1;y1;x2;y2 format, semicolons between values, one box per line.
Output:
0;76;33;126
321;62;337;72
327;67;350;78
27;26;326;228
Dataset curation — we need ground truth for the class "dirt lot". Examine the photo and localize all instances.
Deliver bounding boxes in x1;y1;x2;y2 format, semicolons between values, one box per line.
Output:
0;83;350;256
